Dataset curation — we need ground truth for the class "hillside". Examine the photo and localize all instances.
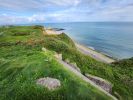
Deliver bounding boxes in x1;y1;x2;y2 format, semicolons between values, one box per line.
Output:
0;25;112;100
0;25;133;100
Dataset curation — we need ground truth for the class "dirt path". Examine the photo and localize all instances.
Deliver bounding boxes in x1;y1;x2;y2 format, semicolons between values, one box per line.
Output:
42;29;117;99
57;59;117;100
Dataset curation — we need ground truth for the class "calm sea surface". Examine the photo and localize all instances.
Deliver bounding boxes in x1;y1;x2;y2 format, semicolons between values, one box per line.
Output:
43;22;133;59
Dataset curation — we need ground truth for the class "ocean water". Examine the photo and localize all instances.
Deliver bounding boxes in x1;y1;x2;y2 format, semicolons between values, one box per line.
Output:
43;22;133;59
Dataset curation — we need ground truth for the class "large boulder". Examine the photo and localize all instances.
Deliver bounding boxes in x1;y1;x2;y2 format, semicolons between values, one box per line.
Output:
36;77;61;90
85;74;112;93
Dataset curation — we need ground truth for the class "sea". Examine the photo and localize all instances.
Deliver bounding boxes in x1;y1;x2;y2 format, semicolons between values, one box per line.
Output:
38;22;133;59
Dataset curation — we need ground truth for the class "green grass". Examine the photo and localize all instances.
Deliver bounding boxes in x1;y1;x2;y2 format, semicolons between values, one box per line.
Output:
1;25;133;100
0;26;111;100
36;27;133;100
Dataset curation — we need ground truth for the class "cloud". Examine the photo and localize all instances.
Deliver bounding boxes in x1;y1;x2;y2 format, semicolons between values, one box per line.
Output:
89;4;133;21
0;14;46;25
0;0;81;12
0;0;133;24
45;0;81;6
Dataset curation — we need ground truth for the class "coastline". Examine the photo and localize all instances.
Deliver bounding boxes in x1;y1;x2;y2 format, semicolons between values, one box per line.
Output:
75;43;115;63
45;27;116;63
45;28;64;35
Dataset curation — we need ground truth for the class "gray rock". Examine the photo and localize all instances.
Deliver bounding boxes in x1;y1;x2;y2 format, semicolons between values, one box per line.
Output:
42;47;47;52
64;59;81;73
64;59;70;63
85;74;112;93
54;53;62;60
69;62;81;73
36;77;61;90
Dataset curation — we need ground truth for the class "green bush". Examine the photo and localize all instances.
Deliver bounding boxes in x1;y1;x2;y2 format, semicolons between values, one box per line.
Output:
12;32;30;36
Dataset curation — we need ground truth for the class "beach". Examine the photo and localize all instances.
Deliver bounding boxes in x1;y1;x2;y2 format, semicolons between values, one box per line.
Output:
75;43;115;63
45;28;63;35
45;27;115;63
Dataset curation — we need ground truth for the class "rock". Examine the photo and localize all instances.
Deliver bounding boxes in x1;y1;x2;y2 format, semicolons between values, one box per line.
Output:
44;59;49;62
64;59;81;72
64;59;70;63
54;53;62;60
58;54;62;60
85;74;112;93
69;62;81;72
0;32;4;36
42;47;47;52
36;77;61;90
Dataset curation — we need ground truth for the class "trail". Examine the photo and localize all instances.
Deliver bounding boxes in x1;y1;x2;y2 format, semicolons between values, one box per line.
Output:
57;59;117;100
42;29;117;99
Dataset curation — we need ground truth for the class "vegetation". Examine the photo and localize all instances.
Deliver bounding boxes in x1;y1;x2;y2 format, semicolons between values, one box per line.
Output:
45;34;133;100
38;27;133;100
0;26;111;100
0;25;133;100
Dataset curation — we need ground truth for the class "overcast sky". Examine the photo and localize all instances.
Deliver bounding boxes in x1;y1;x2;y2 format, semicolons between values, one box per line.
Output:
0;0;133;24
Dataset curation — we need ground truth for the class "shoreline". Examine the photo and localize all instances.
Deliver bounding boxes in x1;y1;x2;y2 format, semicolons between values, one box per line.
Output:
75;41;117;60
45;28;64;35
75;43;115;63
45;27;116;63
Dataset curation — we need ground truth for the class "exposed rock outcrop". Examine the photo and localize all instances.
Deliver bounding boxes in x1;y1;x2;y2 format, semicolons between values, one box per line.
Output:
42;47;47;52
85;74;112;93
36;77;61;90
54;53;62;60
64;59;81;73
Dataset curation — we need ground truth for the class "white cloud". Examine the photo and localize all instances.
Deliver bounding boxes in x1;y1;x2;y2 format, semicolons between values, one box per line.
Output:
28;14;46;22
0;14;46;25
45;0;81;6
0;0;81;12
0;0;133;24
86;4;133;21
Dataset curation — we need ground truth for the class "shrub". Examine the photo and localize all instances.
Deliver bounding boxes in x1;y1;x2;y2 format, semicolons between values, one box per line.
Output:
33;25;44;31
12;32;30;36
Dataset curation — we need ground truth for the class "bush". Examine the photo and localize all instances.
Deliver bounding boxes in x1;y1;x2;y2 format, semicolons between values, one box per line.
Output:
0;32;4;37
43;38;69;53
12;32;30;36
33;25;44;31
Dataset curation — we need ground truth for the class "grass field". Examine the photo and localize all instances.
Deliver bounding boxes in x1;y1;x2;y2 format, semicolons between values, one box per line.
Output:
0;25;133;100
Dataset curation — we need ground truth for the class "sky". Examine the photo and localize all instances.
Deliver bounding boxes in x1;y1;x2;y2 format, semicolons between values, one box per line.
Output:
0;0;133;24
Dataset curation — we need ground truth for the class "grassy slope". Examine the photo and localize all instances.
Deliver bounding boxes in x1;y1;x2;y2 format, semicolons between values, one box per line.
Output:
0;26;111;100
40;27;133;100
